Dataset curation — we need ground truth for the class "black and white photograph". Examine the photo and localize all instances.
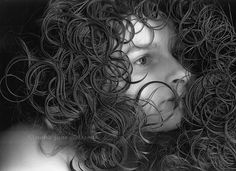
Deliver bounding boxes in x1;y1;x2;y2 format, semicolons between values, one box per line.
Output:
1;0;236;170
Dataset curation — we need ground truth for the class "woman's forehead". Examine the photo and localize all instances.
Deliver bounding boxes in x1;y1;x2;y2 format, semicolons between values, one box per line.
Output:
121;16;175;54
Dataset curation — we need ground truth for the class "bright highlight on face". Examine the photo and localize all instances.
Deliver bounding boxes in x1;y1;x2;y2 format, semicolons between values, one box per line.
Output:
121;17;191;132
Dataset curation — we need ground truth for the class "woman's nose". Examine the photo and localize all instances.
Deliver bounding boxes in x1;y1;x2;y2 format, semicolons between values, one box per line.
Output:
167;66;191;96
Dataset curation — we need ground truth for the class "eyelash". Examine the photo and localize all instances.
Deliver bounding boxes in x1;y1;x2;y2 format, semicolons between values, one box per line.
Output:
134;54;151;66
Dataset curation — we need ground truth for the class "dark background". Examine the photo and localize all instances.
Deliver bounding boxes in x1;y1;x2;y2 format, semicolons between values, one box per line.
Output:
0;0;48;132
0;0;236;132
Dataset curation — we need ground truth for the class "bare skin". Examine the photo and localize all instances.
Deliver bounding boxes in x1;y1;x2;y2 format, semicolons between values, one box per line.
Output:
0;125;79;171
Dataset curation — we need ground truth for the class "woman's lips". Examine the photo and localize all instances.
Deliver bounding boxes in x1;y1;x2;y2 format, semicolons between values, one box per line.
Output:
158;97;185;121
158;99;176;114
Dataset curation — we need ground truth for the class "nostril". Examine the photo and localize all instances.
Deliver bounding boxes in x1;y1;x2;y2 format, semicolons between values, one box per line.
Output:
172;78;185;85
170;71;191;85
172;79;180;84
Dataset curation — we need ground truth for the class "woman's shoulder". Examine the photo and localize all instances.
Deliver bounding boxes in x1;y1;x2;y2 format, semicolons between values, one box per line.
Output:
0;124;83;171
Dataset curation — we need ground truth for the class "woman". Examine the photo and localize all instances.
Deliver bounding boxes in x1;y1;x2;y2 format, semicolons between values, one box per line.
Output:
1;0;236;170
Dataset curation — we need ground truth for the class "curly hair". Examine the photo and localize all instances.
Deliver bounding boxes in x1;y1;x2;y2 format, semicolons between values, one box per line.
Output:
1;0;236;170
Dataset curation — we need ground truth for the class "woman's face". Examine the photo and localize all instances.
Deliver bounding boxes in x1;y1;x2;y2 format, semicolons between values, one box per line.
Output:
121;17;190;132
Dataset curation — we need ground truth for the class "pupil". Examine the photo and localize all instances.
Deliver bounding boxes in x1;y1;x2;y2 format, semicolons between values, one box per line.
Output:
140;57;146;64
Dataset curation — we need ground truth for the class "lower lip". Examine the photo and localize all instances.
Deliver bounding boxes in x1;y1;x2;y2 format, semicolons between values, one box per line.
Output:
162;100;183;120
163;109;175;121
159;100;176;113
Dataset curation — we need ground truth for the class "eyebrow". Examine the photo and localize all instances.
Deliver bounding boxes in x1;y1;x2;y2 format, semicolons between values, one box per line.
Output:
126;43;160;54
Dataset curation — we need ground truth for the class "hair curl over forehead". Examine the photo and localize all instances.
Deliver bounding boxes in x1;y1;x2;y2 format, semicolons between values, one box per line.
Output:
1;0;236;170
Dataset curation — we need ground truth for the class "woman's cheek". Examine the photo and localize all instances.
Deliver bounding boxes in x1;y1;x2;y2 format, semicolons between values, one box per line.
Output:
139;85;160;113
124;74;147;97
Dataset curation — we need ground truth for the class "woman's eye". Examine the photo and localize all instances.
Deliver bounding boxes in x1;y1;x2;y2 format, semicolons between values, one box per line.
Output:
134;55;150;65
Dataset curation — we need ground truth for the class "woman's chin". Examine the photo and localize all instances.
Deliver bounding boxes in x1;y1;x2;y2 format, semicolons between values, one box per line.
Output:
143;102;183;132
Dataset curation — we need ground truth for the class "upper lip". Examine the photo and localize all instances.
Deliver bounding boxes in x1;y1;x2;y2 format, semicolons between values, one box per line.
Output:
159;97;175;105
158;97;175;110
158;91;186;109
